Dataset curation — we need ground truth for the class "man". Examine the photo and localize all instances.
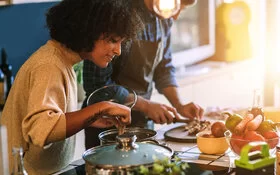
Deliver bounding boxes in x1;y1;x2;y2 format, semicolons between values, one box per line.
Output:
82;0;203;149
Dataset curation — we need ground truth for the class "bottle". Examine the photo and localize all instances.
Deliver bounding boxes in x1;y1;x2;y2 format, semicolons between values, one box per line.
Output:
1;48;13;99
11;147;28;175
0;68;6;109
248;89;264;118
276;145;280;174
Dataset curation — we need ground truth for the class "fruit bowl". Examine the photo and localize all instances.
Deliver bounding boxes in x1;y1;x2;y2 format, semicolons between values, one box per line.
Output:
224;130;279;156
196;130;229;155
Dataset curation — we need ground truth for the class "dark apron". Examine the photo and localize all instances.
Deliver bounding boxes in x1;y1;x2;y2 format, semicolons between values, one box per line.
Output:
84;20;165;149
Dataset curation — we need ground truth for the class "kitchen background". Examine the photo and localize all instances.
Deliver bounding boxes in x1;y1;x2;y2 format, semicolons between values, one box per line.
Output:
0;0;280;168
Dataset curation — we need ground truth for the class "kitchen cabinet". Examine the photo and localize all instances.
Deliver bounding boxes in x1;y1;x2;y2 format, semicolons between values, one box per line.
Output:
151;59;264;110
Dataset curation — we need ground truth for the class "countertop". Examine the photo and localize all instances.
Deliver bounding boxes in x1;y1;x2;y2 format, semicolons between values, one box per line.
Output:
53;123;239;175
53;122;277;175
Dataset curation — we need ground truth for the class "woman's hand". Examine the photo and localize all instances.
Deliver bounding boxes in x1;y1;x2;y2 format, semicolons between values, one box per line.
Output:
143;101;180;124
176;102;204;120
89;102;131;128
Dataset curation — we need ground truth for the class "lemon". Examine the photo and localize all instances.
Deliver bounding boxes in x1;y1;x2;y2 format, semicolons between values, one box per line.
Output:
225;113;243;132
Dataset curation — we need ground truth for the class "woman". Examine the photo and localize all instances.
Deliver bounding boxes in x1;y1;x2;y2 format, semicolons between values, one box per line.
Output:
0;0;142;174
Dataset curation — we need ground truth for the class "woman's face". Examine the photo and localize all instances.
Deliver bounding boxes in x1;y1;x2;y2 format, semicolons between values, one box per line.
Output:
80;35;124;68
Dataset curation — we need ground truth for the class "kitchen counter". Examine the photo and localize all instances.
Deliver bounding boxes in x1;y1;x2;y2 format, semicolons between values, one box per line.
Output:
53;122;277;175
153;123;237;174
53;123;239;175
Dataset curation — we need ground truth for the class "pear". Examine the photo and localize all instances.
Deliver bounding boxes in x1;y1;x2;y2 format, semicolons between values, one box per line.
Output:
224;113;243;133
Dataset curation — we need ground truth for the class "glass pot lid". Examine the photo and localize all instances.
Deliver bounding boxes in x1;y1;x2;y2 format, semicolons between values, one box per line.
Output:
83;133;173;168
98;127;157;144
87;85;137;108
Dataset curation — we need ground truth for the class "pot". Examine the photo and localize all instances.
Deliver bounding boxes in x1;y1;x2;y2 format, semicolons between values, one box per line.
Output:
83;133;173;175
98;127;157;145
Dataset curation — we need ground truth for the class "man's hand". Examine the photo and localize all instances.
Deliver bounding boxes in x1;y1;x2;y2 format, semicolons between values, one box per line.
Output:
143;101;180;124
176;102;204;120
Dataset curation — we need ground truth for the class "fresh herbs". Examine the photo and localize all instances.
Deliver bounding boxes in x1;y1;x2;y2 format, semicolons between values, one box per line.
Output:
136;156;189;175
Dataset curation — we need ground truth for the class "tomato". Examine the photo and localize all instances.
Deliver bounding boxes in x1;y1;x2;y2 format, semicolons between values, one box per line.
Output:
230;134;247;155
262;131;279;149
243;131;265;151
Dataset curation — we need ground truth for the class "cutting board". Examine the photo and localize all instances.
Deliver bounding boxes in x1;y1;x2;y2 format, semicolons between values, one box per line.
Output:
164;125;197;143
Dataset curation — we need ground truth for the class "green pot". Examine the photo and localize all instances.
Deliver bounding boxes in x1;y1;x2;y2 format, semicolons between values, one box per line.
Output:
83;133;173;175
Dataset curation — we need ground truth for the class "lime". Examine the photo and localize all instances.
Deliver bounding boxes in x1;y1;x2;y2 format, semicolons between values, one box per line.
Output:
225;114;243;132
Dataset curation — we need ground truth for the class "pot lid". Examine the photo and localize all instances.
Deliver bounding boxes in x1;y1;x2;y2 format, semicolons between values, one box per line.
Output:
99;127;157;143
83;133;173;168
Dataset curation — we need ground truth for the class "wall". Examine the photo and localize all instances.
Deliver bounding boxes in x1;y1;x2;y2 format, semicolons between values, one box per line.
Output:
0;2;57;77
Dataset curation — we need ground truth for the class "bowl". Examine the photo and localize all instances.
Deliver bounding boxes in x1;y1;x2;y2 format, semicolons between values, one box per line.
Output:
224;130;279;156
196;131;229;155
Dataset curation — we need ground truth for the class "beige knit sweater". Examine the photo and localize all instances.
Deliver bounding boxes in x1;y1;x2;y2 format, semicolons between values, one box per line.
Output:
1;40;82;174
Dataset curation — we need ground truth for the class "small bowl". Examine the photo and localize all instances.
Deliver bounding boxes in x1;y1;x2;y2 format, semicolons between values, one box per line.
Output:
224;130;278;156
196;131;229;155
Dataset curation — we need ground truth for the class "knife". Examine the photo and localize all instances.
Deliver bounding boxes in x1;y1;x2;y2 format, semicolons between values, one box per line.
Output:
173;118;191;124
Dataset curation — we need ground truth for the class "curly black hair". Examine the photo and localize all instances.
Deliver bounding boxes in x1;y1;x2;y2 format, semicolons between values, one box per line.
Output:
46;0;143;53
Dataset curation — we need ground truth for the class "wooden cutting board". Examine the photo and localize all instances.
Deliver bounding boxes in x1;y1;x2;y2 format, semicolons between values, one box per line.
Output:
164;125;197;143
